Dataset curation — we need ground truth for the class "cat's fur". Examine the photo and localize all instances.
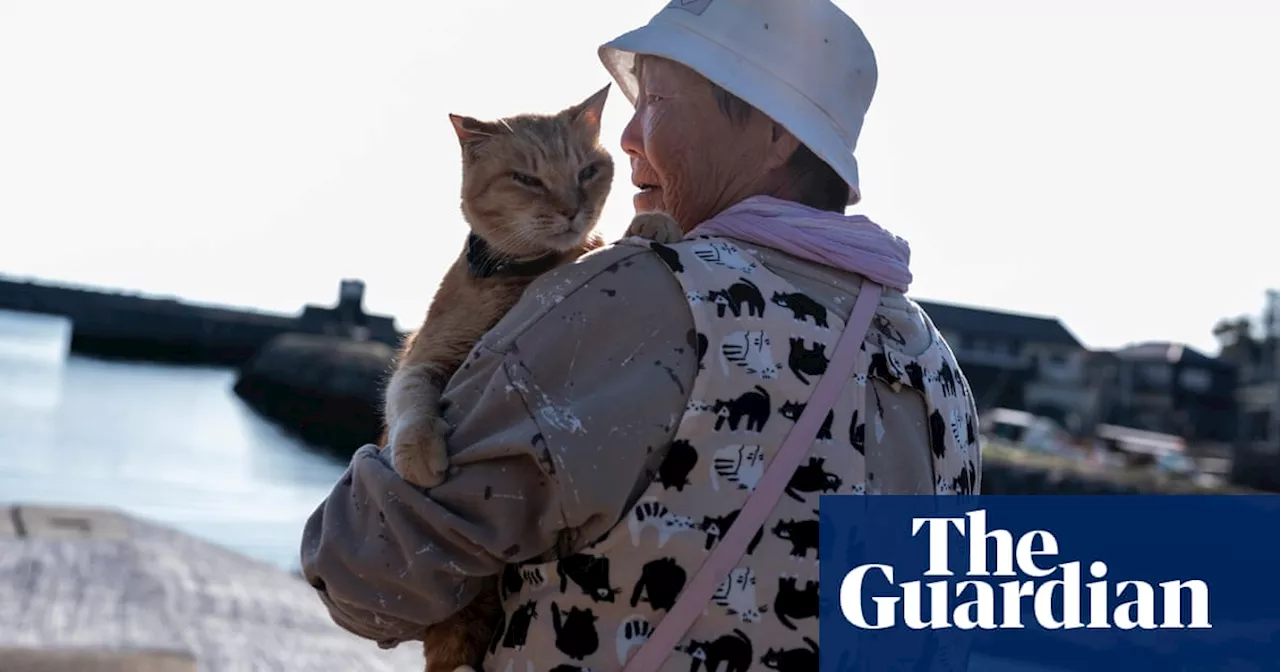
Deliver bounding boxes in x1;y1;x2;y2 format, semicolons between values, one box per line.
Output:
380;85;681;672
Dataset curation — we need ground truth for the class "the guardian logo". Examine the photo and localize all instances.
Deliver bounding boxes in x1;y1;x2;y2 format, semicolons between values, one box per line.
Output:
840;509;1212;631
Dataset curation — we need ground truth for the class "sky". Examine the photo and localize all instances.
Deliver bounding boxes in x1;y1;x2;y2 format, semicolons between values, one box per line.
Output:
1;0;1278;355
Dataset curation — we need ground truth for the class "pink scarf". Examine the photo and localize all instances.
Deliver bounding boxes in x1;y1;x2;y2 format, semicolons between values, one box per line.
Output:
686;195;913;292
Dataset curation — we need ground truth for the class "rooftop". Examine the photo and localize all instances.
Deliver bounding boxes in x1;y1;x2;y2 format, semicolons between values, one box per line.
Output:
1114;341;1232;369
916;298;1083;348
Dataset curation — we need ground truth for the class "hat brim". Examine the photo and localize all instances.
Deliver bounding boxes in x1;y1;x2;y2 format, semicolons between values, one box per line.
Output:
599;20;862;206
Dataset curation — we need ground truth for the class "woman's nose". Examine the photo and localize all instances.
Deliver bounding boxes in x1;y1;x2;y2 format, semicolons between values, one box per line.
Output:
620;107;644;158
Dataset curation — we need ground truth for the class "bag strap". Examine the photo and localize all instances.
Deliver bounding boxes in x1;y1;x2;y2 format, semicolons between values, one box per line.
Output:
622;280;885;672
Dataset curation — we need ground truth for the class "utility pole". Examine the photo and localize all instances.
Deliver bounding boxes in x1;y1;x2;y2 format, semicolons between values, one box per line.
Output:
1268;291;1280;454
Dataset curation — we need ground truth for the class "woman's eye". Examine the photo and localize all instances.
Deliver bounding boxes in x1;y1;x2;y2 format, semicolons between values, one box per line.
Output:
577;164;598;183
510;172;544;189
645;94;665;105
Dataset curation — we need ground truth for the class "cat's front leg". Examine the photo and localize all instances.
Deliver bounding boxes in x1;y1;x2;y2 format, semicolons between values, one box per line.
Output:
626;211;683;243
384;363;452;489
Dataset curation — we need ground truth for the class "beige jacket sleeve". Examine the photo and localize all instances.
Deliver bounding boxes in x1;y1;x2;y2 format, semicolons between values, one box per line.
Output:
299;245;694;647
298;241;940;648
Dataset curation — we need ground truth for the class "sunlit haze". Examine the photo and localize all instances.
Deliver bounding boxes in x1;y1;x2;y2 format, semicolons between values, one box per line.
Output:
2;0;1278;354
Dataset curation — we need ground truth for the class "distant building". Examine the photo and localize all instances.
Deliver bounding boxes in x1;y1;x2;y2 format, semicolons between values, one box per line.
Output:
1086;342;1237;445
916;299;1088;431
299;279;401;346
1220;291;1280;446
1216;301;1280;490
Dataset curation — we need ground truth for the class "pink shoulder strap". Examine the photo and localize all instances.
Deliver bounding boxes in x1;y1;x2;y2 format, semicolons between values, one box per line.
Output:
621;280;886;672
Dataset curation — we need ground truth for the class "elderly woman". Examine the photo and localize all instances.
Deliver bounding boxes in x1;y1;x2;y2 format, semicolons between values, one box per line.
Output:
302;0;980;669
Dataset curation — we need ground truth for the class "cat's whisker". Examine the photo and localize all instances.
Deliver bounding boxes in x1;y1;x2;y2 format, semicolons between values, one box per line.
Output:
495;226;548;258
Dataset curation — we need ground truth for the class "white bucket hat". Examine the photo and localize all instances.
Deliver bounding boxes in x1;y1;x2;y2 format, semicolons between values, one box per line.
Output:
599;0;878;206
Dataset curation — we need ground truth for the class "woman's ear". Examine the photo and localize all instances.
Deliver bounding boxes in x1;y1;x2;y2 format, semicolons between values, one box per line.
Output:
763;122;802;173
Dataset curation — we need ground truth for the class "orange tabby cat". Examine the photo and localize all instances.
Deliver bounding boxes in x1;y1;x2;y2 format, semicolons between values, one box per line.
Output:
381;85;680;672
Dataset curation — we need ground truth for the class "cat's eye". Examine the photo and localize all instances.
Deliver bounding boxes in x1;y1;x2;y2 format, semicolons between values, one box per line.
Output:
577;164;599;183
510;172;544;189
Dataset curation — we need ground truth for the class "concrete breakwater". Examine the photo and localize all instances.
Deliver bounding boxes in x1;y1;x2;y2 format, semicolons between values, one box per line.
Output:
0;276;401;366
979;452;1248;495
231;336;1246;495
233;333;393;455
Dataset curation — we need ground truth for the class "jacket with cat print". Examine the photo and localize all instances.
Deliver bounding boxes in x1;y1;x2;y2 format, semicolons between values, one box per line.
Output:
478;236;977;671
300;237;981;652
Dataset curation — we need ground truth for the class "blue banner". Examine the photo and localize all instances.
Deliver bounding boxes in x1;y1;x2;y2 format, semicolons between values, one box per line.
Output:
817;495;1280;672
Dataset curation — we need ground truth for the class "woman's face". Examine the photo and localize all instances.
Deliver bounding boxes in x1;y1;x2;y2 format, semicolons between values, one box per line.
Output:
620;57;792;231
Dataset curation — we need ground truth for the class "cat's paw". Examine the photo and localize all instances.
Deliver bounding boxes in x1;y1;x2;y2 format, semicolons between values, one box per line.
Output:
389;414;452;489
626;211;683;244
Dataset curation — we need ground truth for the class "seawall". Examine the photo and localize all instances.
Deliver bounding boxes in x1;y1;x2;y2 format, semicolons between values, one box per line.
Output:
233;336;1250;495
233;333;393;455
980;451;1250;495
0;277;401;366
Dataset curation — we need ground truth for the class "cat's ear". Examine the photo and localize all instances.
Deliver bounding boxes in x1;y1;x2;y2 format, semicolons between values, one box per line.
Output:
449;114;502;146
566;84;611;135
